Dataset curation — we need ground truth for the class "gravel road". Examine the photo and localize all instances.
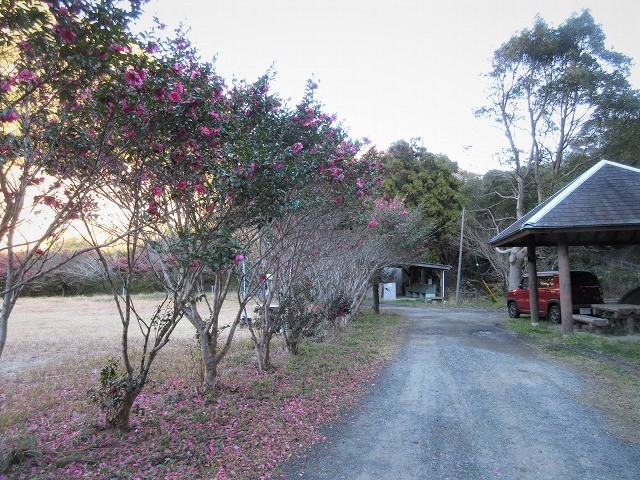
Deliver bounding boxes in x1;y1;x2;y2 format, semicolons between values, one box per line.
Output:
281;306;640;480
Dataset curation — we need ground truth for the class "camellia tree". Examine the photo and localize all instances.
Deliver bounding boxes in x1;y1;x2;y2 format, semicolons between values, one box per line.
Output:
182;80;374;383
0;0;145;359
240;147;386;371
310;196;425;329
48;22;242;427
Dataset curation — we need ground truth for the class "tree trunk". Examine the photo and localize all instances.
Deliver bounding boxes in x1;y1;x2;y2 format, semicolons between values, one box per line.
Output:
0;299;9;359
254;342;266;373
372;281;380;314
507;247;527;291
108;384;142;431
516;176;526;218
264;331;272;370
199;332;218;394
254;330;273;373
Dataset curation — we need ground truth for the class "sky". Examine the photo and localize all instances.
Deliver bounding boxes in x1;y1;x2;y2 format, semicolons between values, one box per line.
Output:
134;0;640;174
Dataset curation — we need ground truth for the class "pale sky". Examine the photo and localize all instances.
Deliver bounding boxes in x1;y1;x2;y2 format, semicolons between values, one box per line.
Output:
135;0;640;173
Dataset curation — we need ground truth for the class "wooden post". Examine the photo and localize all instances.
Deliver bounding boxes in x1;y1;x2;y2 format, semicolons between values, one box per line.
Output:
526;236;540;326
557;236;574;335
455;208;465;305
372;281;380;314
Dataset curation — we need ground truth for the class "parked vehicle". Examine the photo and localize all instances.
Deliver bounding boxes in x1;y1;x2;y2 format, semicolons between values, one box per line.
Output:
507;271;603;323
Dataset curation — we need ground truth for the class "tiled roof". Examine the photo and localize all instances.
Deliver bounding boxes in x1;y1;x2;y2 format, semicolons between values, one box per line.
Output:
489;161;640;247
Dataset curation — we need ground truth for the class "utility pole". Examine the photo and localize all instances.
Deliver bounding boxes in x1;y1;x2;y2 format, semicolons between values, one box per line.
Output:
455;208;466;305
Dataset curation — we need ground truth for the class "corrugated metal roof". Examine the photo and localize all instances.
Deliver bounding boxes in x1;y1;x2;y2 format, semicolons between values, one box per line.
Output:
489;161;640;247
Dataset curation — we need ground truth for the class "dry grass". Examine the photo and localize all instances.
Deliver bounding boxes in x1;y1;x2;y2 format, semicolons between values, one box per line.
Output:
1;293;249;379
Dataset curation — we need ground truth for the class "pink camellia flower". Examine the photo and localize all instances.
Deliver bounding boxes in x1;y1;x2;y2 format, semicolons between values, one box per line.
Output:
34;248;44;255
1;79;14;92
192;258;199;269
109;43;126;53
177;181;188;190
151;186;163;196
17;69;33;82
1;111;20;123
233;254;244;265
402;209;409;216
208;111;220;120
368;220;378;228
125;69;144;87
153;143;164;152
199;126;214;136
291;142;303;154
168;90;181;102
194;184;206;194
206;203;215;212
335;196;343;205
147;201;158;215
146;42;158;53
54;25;76;43
326;167;344;181
18;40;32;52
153;88;166;101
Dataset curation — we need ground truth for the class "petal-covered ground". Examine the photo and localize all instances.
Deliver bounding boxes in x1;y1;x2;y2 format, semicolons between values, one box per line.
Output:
0;311;404;479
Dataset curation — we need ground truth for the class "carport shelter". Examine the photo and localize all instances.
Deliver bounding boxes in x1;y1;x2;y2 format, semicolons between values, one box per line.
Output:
489;160;640;334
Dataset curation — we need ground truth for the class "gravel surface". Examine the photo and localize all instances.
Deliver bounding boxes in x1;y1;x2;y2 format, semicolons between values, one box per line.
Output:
281;306;640;480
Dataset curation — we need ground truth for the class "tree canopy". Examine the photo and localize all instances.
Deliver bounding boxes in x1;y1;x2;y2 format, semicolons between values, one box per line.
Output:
380;139;463;263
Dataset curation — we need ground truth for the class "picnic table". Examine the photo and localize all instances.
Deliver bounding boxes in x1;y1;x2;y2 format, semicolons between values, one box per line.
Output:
591;303;640;334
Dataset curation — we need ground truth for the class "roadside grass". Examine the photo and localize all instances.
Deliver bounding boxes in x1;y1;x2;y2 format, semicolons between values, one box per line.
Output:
0;311;405;479
506;318;640;362
505;317;640;443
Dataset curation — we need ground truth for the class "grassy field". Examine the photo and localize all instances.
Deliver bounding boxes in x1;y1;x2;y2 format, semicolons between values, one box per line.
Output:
505;317;640;443
0;295;405;479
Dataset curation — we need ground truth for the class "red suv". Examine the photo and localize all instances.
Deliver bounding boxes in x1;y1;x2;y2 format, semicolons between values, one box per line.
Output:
507;271;603;323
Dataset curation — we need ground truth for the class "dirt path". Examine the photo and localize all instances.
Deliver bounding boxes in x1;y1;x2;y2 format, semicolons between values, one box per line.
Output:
281;306;640;479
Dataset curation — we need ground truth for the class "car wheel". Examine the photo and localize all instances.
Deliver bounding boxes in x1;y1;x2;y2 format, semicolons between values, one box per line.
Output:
508;302;520;318
548;304;561;324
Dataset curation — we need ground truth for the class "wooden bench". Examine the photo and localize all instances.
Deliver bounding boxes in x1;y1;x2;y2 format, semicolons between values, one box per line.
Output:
572;314;610;334
405;284;427;298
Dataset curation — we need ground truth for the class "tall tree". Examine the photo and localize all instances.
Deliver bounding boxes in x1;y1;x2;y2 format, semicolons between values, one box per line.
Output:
476;10;639;288
380;139;463;263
